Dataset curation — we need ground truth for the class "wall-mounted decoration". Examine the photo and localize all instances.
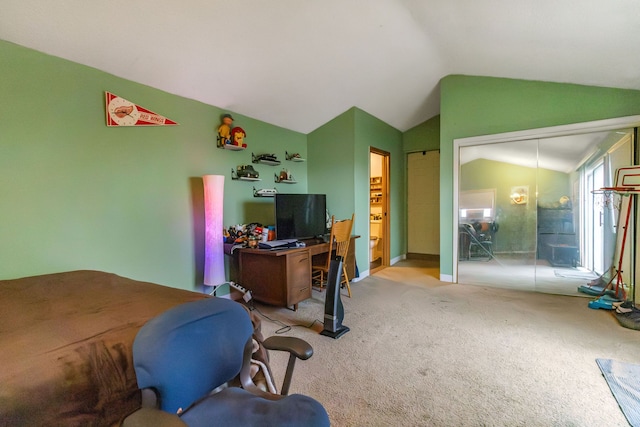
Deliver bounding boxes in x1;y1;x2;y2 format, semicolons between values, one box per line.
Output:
286;151;305;162
230;127;247;148
253;187;277;197
105;92;178;127
252;153;280;165
217;113;234;147
216;113;247;150
510;186;529;205
274;169;296;183
231;165;260;181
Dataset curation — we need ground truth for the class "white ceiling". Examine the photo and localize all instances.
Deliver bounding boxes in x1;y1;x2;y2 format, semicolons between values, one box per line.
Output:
459;130;626;173
1;0;639;134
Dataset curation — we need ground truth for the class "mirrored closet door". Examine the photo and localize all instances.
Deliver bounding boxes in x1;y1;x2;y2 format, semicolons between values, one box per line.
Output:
457;129;634;296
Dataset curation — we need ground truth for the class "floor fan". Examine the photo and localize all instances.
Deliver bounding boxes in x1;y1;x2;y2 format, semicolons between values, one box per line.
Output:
320;256;350;339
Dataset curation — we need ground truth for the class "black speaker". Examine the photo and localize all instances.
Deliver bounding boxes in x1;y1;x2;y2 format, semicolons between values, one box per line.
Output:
320;256;350;339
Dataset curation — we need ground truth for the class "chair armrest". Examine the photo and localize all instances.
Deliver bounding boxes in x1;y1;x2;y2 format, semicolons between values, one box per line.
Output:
262;336;313;360
121;407;188;427
140;388;159;408
262;336;314;395
239;338;285;401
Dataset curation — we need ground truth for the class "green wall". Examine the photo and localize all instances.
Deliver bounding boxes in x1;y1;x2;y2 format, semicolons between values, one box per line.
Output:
354;109;405;264
9;40;640;288
402;115;441;257
308;109;356;219
0;40;307;289
308;107;404;274
460;159;571;253
403;114;440;153
440;75;640;279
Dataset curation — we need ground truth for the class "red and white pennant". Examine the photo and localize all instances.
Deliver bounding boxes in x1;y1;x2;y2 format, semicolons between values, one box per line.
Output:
105;92;178;127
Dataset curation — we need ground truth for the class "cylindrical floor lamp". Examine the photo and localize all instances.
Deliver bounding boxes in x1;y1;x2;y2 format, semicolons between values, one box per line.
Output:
203;175;225;293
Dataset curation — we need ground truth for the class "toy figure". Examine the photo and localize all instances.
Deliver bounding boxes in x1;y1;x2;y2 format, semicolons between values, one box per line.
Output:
226;224;247;244
217;113;234;147
231;126;247;148
224;223;265;246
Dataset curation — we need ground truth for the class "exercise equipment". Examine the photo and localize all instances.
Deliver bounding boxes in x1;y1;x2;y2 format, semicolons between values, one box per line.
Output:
586;166;640;309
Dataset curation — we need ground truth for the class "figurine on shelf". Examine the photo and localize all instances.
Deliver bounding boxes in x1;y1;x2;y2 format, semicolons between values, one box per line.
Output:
231;126;247;148
279;169;289;181
253;187;277;197
236;165;259;179
217;113;234;147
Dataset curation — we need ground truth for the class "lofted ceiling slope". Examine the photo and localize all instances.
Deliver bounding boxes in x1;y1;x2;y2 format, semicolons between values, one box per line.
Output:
1;0;639;133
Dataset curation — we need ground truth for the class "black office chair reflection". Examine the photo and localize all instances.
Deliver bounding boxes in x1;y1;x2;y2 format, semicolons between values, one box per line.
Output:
459;221;498;261
122;297;330;427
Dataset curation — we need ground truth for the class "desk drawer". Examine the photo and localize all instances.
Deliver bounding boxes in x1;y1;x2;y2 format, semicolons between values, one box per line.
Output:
286;251;311;306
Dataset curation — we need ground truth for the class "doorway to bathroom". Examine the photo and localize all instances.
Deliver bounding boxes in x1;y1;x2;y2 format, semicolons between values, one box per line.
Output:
370;148;390;273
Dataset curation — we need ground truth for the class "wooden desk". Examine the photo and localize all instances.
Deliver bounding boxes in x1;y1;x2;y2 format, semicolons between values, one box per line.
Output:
238;247;310;310
236;237;357;310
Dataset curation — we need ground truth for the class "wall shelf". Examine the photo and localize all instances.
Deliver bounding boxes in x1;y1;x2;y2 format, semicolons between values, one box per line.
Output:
234;176;261;181
221;144;246;151
274;174;297;184
370;176;383;204
286;151;305;162
257;159;281;166
252;153;281;166
231;168;261;181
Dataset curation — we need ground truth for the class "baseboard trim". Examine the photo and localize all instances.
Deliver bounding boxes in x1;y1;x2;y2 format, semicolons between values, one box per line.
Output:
406;253;440;262
440;273;453;283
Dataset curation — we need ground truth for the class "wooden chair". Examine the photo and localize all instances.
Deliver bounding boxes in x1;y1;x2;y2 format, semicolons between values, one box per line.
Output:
312;214;354;297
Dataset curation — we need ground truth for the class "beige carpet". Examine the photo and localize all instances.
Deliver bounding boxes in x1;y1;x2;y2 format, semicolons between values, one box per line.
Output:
458;257;600;296
255;260;639;426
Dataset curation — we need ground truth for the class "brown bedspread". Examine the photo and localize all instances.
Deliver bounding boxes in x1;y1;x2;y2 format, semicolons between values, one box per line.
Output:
0;270;207;427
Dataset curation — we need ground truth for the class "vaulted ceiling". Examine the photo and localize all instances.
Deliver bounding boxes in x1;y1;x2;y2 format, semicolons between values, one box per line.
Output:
2;0;639;134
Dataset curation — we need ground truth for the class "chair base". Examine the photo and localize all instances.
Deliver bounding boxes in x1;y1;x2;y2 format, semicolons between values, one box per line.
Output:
320;325;350;339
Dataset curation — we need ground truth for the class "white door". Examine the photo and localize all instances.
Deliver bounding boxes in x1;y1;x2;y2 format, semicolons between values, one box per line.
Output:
586;162;605;274
585;133;633;275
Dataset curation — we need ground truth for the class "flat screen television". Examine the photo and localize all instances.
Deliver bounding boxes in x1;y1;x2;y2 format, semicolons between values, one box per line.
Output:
274;193;327;240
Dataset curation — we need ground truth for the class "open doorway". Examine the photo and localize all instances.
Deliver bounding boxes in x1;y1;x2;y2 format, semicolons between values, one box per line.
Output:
370;148;390;273
455;125;636;296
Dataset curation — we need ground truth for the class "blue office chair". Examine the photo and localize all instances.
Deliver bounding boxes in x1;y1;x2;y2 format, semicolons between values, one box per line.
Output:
122;297;329;427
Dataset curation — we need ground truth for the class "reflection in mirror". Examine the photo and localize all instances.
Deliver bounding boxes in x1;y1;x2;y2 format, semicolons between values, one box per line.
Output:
458;139;537;291
457;129;634;296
